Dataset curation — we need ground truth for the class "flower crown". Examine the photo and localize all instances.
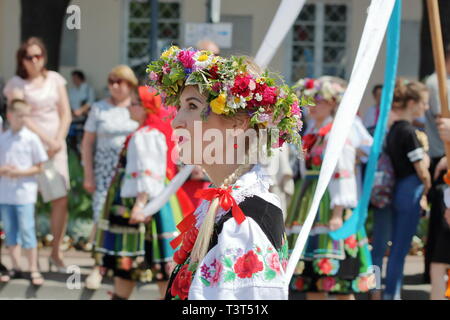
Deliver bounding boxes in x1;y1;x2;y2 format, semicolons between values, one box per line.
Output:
294;76;347;104
146;46;314;149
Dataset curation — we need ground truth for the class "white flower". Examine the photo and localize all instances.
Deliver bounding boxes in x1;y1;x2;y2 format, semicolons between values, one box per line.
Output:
193;51;213;69
255;93;263;102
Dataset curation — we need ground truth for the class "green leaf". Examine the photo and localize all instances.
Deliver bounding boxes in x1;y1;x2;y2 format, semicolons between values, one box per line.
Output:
223;257;233;268
264;269;276;281
201;277;211;287
224;271;236;282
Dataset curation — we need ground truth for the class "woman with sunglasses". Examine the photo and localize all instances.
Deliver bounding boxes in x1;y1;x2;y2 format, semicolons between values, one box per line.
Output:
81;65;139;289
3;37;72;274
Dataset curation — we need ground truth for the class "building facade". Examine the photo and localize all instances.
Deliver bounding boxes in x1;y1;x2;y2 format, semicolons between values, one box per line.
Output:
0;0;422;113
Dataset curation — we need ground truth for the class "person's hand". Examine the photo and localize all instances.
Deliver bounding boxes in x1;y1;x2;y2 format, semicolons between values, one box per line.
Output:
444;208;450;227
329;206;344;231
129;206;146;225
73;108;84;118
190;165;206;180
0;165;13;176
5;167;23;179
83;176;96;193
434;156;447;180
420;194;429;212
437;117;450;143
47;139;63;158
144;215;153;224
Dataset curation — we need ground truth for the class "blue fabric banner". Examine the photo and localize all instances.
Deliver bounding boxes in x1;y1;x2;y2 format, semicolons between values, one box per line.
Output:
329;0;401;240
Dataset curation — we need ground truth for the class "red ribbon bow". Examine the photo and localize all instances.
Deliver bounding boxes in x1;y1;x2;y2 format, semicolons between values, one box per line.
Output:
194;186;246;225
169;186;246;250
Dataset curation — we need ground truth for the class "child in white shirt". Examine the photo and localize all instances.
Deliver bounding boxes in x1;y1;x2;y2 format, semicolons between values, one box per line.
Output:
0;99;48;285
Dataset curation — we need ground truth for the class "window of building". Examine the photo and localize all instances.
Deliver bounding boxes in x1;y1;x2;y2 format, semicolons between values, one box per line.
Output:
291;1;350;83
126;0;181;79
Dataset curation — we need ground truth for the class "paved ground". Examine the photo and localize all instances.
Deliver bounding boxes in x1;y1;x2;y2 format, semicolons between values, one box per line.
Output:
0;248;430;300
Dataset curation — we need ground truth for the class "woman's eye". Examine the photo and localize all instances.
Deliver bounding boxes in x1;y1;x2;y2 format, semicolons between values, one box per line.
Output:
189;103;198;110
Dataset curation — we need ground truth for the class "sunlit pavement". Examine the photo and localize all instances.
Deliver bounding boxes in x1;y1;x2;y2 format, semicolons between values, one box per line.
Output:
0;248;430;300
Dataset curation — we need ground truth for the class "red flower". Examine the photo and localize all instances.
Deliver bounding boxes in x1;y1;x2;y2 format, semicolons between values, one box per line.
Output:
173;247;188;265
261;85;277;105
177;50;195;69
170;264;193;300
317;258;333;275
181;227;198;253
312;155;322;166
211;82;222;92
144;169;152;176
231;74;251;97
131;172;139;178
295;277;305;290
305;79;315;89
233;250;264;278
321;277;336;291
345;235;358;249
120;257;132;271
208;65;220;79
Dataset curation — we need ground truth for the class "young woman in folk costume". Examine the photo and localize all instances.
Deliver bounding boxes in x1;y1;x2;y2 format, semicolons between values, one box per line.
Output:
94;86;194;300
146;46;310;300
285;76;376;300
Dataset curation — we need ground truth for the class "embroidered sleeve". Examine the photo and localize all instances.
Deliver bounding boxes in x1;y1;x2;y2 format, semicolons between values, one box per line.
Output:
188;217;288;300
120;129;167;198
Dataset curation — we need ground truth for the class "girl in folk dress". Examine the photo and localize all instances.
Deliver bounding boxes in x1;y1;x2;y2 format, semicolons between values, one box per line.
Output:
94;86;194;299
146;47;311;300
286;76;376;300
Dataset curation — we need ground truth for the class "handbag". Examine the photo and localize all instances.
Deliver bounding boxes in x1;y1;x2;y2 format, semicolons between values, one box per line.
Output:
370;152;395;209
37;160;68;203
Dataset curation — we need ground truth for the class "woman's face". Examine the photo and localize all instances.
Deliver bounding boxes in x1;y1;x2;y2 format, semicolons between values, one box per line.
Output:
128;99;147;124
409;91;430;118
23;44;45;77
108;75;132;102
172;85;242;165
308;99;335;122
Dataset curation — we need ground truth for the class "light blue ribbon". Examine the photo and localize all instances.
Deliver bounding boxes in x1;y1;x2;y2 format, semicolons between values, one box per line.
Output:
329;0;401;240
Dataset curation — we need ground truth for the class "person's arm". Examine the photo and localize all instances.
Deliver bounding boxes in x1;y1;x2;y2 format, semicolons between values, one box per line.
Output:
55;83;72;142
413;160;431;195
6;163;44;178
81;131;96;193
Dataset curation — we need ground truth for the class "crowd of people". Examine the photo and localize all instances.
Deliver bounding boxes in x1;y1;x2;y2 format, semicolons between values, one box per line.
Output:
0;36;449;301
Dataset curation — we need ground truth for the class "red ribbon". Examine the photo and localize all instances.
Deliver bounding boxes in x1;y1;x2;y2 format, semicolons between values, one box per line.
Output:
169;186;246;250
194;186;246;225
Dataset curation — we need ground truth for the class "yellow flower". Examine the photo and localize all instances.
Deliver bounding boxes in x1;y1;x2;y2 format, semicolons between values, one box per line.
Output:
161;45;179;58
210;94;227;114
197;54;209;62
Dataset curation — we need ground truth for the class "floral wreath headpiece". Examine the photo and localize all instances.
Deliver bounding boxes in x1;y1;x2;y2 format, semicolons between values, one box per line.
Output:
294;76;347;104
146;46;314;149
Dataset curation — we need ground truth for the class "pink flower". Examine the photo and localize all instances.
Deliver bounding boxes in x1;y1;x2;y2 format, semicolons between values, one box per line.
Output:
177;50;195;69
210;261;223;286
321;277;336;291
282;259;288;272
267;253;281;273
149;71;159;81
290;101;301;116
162;64;171;74
261;86;277;105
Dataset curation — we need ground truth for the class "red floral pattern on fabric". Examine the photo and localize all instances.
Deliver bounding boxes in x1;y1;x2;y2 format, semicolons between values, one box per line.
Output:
171;264;193;300
234;250;264;279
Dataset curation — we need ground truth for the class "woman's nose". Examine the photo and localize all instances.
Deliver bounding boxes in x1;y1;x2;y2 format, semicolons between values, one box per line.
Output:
171;111;185;129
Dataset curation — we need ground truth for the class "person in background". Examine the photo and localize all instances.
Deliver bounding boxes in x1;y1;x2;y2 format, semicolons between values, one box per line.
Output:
81;65;139;289
384;79;431;300
427;116;450;299
363;84;382;135
68;70;95;158
196;39;220;55
423;44;450;283
3;37;72;272
0;99;48;286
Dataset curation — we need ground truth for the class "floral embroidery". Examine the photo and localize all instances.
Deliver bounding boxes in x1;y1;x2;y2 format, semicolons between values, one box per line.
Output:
344;235;358;257
199;245;284;287
313;258;339;276
234;250;264;278
291;276;311;291
171;263;195;300
125;169;162;180
351;274;377;293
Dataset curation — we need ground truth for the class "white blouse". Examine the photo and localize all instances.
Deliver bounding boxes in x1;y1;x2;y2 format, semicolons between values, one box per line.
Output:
120;128;167;198
188;164;289;300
